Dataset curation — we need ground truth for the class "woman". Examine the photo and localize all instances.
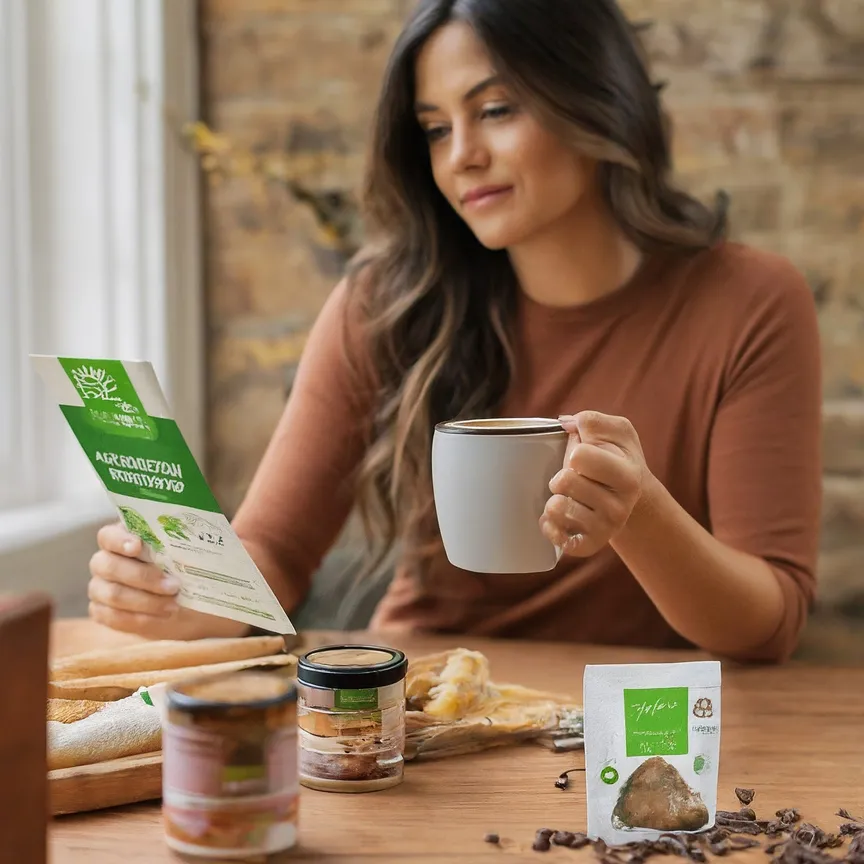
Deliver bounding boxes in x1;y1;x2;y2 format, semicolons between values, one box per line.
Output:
87;0;822;662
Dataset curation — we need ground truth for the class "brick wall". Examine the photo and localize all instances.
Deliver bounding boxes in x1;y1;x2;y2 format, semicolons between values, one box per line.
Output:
198;0;864;658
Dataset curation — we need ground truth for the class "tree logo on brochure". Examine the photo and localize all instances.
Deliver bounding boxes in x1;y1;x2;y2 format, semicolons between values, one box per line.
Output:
70;365;122;402
70;366;142;417
60;358;157;441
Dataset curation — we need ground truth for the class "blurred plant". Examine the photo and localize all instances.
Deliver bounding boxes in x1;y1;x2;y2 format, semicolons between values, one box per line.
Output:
182;121;364;259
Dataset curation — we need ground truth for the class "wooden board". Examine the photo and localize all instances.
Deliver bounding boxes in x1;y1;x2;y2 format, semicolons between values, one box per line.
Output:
49;751;163;816
45;626;307;817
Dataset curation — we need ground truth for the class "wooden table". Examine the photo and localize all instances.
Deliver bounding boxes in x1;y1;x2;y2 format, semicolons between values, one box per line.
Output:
49;620;864;863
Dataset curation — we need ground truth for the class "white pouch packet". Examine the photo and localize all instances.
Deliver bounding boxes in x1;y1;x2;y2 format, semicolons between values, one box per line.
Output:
583;661;721;844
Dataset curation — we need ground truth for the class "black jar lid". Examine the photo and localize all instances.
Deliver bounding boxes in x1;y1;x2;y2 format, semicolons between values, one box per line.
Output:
297;645;407;690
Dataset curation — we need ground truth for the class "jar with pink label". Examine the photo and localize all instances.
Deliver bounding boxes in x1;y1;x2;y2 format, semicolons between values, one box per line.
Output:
162;669;298;858
297;645;407;792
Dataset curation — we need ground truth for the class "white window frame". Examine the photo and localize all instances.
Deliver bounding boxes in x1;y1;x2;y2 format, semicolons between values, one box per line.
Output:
0;0;203;605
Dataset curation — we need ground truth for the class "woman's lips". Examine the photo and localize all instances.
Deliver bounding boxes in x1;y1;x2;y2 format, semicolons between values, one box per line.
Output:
461;185;513;209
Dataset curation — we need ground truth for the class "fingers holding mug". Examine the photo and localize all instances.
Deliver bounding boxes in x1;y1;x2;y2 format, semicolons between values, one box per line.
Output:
540;494;609;558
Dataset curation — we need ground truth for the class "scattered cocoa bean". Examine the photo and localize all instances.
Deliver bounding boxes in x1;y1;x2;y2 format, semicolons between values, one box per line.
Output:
736;789;756;806
777;809;801;825
569;832;591;849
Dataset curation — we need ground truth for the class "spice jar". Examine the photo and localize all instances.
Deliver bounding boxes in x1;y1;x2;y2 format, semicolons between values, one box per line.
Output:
297;645;408;793
161;669;298;859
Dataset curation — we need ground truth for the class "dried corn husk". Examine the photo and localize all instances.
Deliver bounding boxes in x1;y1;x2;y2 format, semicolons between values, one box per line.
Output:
404;648;583;760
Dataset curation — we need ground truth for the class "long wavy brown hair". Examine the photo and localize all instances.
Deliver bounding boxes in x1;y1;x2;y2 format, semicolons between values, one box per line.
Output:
345;0;728;575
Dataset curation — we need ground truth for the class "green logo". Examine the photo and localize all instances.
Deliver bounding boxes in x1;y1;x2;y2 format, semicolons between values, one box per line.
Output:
601;766;619;785
623;687;689;757
334;688;378;710
60;358;157;440
694;755;708;775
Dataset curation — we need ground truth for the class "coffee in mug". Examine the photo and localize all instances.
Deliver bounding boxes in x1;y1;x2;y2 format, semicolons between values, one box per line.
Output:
431;417;569;573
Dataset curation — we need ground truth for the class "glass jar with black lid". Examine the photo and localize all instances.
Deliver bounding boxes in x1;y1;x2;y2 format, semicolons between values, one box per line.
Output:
296;645;408;792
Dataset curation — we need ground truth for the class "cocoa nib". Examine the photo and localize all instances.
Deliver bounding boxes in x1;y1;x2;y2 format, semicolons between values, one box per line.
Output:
717;809;756;823
777;809;802;825
736;789;756;806
770;837;837;864
569;832;591;849
728;836;761;849
715;816;763;835
533;828;554;852
846;833;864;861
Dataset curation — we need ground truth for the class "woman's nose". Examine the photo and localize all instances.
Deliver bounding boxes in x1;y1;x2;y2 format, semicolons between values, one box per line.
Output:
449;123;490;173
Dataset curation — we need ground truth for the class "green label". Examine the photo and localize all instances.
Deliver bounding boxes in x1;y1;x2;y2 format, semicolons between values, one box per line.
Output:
223;765;265;783
61;406;220;512
59;358;157;440
334;688;378;710
624;687;688;757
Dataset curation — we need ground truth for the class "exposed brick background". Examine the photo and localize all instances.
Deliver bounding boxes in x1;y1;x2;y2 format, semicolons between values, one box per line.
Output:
198;0;864;660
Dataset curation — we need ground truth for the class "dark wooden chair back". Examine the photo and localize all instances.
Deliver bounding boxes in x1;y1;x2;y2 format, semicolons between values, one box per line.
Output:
0;592;52;864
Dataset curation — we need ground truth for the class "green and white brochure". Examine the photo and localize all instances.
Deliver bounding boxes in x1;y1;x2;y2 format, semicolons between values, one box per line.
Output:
31;355;295;635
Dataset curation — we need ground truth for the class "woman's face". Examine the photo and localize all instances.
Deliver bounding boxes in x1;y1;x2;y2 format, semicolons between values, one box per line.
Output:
414;20;593;250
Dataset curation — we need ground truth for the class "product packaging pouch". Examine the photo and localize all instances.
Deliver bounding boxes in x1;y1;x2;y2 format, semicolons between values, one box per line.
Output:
583;661;721;844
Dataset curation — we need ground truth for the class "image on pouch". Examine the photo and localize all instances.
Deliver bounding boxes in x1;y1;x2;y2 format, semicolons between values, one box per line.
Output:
612;756;709;832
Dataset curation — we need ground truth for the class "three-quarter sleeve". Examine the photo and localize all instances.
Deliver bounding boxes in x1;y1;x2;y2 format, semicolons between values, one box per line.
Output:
706;257;823;662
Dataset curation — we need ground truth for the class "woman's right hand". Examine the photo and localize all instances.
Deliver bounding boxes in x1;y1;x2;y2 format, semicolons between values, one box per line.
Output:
88;522;247;640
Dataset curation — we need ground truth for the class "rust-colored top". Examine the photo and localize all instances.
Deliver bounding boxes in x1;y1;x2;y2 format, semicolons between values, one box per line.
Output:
233;242;822;661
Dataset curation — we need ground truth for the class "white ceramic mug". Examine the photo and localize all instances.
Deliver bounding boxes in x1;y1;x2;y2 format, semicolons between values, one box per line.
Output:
431;417;569;573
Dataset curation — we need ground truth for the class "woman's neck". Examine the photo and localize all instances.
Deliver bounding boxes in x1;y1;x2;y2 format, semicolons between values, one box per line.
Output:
508;193;643;308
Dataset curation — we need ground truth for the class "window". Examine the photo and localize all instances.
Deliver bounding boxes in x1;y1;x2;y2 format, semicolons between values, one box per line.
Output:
0;0;37;512
0;0;203;600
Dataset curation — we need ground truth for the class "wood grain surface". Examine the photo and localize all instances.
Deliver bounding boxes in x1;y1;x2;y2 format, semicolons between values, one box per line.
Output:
49;619;864;863
49;752;162;816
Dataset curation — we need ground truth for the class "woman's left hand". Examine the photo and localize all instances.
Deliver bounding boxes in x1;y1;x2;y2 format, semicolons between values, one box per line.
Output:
540;410;651;558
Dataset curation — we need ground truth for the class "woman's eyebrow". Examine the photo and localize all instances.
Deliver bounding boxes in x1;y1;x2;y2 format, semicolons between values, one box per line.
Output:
415;74;503;114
